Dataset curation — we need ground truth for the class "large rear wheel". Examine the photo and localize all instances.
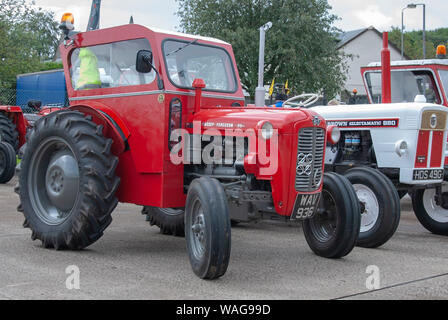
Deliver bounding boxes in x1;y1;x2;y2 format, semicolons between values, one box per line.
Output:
303;172;360;258
0;113;19;152
0;142;16;183
185;177;231;279
17;110;120;249
142;206;185;236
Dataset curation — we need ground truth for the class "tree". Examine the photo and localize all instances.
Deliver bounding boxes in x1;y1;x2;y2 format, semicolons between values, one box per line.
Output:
389;26;448;60
176;0;348;99
0;0;60;88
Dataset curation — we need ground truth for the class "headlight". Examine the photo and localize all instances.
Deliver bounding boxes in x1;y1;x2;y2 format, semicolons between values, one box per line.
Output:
259;121;274;140
395;140;408;157
327;125;340;144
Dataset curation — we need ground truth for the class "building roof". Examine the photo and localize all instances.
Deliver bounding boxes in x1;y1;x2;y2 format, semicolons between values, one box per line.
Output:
337;28;368;49
337;26;409;59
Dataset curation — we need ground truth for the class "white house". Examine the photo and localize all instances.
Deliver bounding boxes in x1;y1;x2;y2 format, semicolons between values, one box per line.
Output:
338;26;405;99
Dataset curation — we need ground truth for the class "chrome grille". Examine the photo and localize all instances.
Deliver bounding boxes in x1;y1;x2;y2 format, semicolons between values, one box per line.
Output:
295;127;325;192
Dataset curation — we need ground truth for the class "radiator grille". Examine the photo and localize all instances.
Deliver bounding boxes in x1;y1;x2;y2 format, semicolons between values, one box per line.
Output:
295;127;325;192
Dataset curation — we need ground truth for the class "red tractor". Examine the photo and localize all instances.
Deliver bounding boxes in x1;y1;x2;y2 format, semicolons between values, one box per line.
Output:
0;102;63;183
15;14;361;279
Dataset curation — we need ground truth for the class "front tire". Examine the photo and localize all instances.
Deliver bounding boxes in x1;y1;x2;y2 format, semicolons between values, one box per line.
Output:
17;110;120;250
185;177;231;279
412;185;448;235
344;167;400;248
303;172;360;258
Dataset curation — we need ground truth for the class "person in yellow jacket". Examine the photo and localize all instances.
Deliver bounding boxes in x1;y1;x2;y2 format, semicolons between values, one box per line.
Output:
76;48;101;90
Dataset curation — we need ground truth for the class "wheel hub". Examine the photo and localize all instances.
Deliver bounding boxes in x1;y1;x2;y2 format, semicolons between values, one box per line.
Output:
192;214;206;245
188;199;207;260
45;151;79;212
308;190;338;242
423;188;448;223
353;184;379;233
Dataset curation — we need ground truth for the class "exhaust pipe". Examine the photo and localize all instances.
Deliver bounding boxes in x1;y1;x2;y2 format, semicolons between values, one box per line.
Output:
255;22;273;107
381;32;392;103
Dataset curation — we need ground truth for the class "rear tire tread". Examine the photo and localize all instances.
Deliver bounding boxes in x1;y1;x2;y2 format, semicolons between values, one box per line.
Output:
17;110;120;250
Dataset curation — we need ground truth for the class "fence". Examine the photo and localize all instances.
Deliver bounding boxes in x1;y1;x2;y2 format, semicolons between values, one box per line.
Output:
0;88;69;112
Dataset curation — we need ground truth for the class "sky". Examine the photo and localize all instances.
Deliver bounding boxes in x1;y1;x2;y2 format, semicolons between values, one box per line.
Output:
30;0;447;33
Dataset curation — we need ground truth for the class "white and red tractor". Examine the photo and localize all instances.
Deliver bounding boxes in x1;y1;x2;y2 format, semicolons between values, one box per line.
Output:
357;40;448;237
294;33;448;247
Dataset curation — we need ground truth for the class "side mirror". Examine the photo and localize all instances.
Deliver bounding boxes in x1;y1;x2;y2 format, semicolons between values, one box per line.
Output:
136;50;153;73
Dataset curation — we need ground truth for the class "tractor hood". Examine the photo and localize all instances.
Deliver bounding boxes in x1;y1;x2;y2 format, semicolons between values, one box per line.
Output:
310;103;448;130
191;106;325;134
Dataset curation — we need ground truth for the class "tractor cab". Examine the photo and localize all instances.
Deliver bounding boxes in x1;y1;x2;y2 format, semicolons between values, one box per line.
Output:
361;45;448;106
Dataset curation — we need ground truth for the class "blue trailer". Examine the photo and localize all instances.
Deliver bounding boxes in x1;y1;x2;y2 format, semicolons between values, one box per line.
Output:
16;70;67;110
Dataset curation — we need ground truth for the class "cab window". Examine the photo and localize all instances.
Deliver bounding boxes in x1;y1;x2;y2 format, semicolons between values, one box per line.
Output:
365;70;441;104
70;38;156;90
163;40;237;92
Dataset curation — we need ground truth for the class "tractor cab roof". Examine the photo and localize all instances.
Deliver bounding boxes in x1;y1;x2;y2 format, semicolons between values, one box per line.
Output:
146;26;230;46
366;59;448;68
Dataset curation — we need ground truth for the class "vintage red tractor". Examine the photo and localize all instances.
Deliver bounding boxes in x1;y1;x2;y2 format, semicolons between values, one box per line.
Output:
0;102;63;183
15;14;361;279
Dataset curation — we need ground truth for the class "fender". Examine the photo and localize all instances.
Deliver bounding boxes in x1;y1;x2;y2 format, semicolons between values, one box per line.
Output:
0;106;28;147
69;102;130;155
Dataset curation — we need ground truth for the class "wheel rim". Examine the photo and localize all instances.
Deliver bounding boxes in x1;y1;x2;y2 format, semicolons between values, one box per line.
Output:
28;137;79;226
353;184;379;233
0;149;5;177
189;198;206;260
308;190;338;242
422;187;448;223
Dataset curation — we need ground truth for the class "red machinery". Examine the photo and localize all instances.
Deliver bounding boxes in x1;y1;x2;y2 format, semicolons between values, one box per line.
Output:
13;14;361;280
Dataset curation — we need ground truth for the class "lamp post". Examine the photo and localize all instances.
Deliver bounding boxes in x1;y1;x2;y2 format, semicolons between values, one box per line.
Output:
401;3;426;60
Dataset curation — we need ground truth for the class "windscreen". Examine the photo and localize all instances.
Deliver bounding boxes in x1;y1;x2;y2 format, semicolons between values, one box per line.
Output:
365;70;441;104
438;70;448;97
163;40;237;92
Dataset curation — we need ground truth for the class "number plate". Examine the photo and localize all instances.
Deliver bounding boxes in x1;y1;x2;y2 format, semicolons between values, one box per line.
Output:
291;193;321;220
412;169;444;181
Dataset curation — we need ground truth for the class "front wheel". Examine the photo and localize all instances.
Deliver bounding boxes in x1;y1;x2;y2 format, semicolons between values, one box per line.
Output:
412;186;448;235
344;167;400;248
303;172;360;258
185;177;231;279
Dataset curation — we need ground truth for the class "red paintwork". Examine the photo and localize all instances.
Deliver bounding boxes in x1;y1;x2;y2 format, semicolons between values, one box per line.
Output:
0;106;28;147
430;131;444;168
38;107;63;116
415;130;430;168
193;79;206;114
381;33;391;103
57;24;326;216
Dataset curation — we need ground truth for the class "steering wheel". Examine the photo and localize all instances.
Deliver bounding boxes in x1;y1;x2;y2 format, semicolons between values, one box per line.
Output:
282;93;320;108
